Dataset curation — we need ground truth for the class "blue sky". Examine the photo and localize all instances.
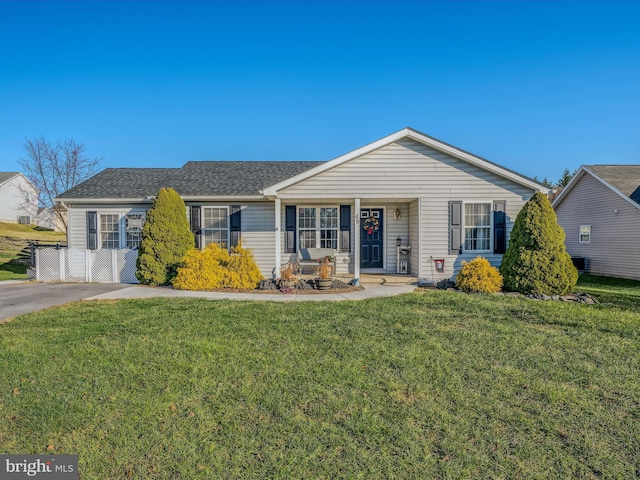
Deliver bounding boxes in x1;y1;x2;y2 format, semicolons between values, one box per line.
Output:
1;0;638;183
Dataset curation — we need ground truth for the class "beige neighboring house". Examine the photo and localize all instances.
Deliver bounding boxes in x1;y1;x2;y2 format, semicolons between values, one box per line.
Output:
553;165;640;280
0;172;38;224
57;128;546;282
36;205;67;232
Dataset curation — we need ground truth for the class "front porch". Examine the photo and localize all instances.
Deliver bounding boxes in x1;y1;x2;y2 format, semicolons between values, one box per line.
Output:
274;198;419;280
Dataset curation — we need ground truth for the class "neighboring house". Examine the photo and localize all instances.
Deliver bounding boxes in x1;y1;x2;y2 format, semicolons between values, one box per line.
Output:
553;165;640;281
36;205;67;232
56;128;546;281
0;172;38;224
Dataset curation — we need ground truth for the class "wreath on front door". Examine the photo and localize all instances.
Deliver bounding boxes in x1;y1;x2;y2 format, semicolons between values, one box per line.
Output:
363;216;379;235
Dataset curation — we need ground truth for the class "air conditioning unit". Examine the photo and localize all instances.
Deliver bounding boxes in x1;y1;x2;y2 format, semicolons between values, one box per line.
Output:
18;216;31;225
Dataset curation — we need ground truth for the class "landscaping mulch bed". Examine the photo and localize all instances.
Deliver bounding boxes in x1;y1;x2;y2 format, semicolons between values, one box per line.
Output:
174;278;364;294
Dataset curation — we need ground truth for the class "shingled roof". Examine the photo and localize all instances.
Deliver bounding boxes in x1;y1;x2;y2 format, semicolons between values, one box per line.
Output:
586;165;640;204
57;161;324;199
0;172;20;185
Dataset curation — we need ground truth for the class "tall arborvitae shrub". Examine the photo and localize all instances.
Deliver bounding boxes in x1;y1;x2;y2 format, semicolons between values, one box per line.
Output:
136;187;194;285
500;192;578;295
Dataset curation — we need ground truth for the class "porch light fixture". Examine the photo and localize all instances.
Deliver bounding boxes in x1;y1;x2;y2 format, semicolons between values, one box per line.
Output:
396;237;401;247
394;208;401;220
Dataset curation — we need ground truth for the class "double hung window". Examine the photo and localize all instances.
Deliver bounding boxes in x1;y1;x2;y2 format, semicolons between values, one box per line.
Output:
579;225;591;243
100;214;120;249
202;207;229;247
464;203;491;252
298;207;338;249
99;213;146;249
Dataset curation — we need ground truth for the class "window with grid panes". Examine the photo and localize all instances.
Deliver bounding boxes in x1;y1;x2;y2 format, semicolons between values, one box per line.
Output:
464;203;491;251
125;213;145;249
298;207;338;249
100;214;120;249
202;207;229;247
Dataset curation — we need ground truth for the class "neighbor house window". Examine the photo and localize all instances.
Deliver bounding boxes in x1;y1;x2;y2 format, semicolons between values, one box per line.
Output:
125;213;145;249
298;207;338;249
579;225;591;243
464;203;491;251
202;207;228;247
100;214;120;249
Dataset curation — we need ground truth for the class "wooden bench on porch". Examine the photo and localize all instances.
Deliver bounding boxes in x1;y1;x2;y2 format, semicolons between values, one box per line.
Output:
296;248;336;275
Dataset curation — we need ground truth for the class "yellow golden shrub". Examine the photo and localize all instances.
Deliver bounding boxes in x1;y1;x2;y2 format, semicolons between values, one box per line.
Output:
172;240;263;290
455;256;503;294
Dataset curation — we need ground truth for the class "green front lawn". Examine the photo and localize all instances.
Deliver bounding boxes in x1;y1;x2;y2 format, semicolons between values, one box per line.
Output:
1;279;639;478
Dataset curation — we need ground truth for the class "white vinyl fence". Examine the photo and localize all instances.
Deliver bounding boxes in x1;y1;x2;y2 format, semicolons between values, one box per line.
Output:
36;248;139;283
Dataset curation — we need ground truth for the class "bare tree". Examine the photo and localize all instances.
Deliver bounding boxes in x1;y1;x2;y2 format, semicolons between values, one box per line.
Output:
19;136;102;233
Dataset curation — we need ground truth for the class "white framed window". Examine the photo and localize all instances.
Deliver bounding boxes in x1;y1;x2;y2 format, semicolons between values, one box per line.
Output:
464;203;492;252
100;214;120;249
298;207;339;250
202;207;229;247
579;225;591;243
98;212;146;249
125;213;145;249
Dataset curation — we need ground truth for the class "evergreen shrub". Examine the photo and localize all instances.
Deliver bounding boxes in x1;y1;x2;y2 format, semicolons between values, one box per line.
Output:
455;256;503;293
173;241;263;290
500;192;578;295
135;188;194;285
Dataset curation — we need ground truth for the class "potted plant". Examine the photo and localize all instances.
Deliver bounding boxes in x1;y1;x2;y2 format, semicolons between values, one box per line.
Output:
278;262;297;289
314;255;334;290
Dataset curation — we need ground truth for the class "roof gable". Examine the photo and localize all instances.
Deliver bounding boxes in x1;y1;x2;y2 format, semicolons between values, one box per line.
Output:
262;127;546;196
552;165;640;210
0;172;21;186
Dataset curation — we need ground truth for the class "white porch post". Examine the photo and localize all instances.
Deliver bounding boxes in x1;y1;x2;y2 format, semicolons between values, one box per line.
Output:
274;197;281;279
354;198;360;280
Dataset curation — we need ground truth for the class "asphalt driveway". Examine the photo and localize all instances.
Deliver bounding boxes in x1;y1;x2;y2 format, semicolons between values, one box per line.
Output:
0;282;131;322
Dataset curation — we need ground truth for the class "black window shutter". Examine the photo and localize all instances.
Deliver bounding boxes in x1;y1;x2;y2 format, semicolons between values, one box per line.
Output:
190;206;201;249
87;211;97;250
493;200;506;254
449;201;462;254
230;205;241;248
340;204;351;252
285;205;296;253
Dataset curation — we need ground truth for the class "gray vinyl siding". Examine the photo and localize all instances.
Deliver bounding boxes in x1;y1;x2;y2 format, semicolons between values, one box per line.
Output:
279;139;536;278
278;140;534;201
237;202;275;278
66;202;276;278
188;202;275;278
555;173;640;281
66;204;152;250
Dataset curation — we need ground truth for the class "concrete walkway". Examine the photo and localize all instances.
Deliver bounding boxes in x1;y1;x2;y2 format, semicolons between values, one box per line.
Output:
85;283;417;302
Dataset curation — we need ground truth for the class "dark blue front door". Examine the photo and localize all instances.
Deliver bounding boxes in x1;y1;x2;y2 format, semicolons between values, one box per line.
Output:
361;209;383;269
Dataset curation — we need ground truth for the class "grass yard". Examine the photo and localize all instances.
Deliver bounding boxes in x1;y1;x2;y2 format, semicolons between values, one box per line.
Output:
0;222;66;280
1;280;639;478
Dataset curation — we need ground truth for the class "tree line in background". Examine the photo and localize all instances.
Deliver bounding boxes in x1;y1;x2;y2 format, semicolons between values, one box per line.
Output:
534;168;577;189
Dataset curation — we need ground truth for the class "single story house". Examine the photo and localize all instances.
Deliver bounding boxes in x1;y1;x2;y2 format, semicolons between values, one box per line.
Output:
0;172;38;224
553;165;640;281
56;128;546;281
